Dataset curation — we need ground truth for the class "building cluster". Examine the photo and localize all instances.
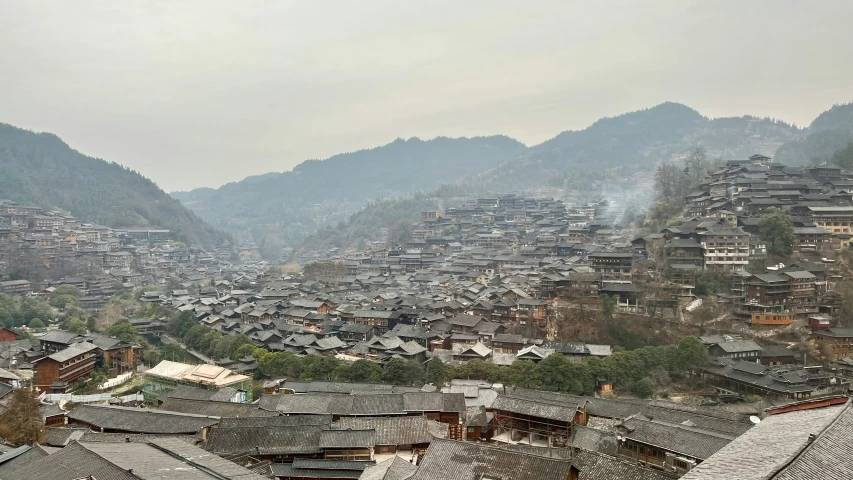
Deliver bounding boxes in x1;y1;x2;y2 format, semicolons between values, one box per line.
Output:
0;327;140;393
0;199;275;310
155;194;636;373
2;370;852;479
635;155;853;326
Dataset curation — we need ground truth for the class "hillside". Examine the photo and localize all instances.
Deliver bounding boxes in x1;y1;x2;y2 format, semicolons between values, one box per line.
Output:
474;102;799;193
774;102;853;165
0;123;229;248
172;135;527;255
175;102;808;258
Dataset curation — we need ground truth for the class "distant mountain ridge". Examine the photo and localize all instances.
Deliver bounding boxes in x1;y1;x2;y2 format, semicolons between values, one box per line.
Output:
172;135;527;254
774;102;853;165
0;123;229;249
172;100;853;258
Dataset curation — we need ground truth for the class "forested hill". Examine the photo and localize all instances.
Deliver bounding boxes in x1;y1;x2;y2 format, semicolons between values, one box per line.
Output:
0;123;229;248
774;102;853;165
473;102;800;193
173;101;807;258
172;135;527;253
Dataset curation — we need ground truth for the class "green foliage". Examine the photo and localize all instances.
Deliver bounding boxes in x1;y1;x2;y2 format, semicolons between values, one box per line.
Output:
298;194;453;253
334;359;384;383
600;295;617;321
106;320;137;343
241;335;707;397
167;311;198;339
254;350;305;379
173;137;525;254
424;359;448;386
533;354;593;395
86;317;97;332
633;378;655;398
160;344;191;363
300;355;342;381
606;318;652;350
693;271;729;296
775;103;853;165
382;358;425;386
451;359;501;383
831;142;853;170
53;285;82;297
28;318;45;330
0;295;55;329
66;317;88;334
504;360;538;389
0;123;229;248
758;207;795;258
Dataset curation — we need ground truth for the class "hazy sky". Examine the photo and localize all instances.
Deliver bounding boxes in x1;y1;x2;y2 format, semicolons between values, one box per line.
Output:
2;1;853;192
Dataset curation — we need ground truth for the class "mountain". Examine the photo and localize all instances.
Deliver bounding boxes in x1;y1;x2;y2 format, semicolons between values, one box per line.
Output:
0;123;229;248
474;102;799;194
773;102;853;165
174;102;807;258
172;135;527;255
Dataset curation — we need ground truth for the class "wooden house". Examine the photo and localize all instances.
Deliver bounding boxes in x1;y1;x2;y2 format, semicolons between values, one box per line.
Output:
34;341;98;393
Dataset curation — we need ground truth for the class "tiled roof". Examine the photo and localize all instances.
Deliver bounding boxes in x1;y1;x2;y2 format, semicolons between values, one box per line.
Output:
682;403;848;480
4;441;138;480
45;341;97;362
409;438;576;480
68;404;219;434
318;429;376;448
620;416;736;460
218;414;331;428
0;445;49;478
205;425;323;455
159;398;277;418
335;416;447;445
360;457;418;480
270;463;363;479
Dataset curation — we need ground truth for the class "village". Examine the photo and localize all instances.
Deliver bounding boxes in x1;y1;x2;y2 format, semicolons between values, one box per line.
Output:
1;154;853;479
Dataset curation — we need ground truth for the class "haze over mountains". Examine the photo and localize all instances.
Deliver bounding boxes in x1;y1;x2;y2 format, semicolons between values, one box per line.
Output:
173;101;853;256
0;123;229;249
3;100;852;257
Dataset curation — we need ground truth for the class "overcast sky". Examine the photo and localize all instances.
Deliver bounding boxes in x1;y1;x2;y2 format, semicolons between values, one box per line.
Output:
1;1;852;192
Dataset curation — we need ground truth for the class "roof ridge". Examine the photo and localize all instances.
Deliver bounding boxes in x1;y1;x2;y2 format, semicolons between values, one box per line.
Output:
765;399;853;480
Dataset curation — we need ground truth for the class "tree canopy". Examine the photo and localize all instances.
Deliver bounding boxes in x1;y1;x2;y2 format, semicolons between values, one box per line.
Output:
758;207;795;257
0;388;44;445
106;320;138;343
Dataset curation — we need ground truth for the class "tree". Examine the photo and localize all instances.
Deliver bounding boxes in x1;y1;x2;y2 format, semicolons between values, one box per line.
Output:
106;320;137;343
346;360;384;383
161;344;191;363
28;318;45;330
633;378;654;398
382;358;425;386
677;336;708;373
425;359;448;386
299;355;341;381
49;294;79;309
168;311;198;338
600;295;617;321
53;285;82;298
0;388;44;445
758;207;795;258
534;354;590;394
86;317;97;332
66;317;88;334
831;142;853;170
504;360;537;388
